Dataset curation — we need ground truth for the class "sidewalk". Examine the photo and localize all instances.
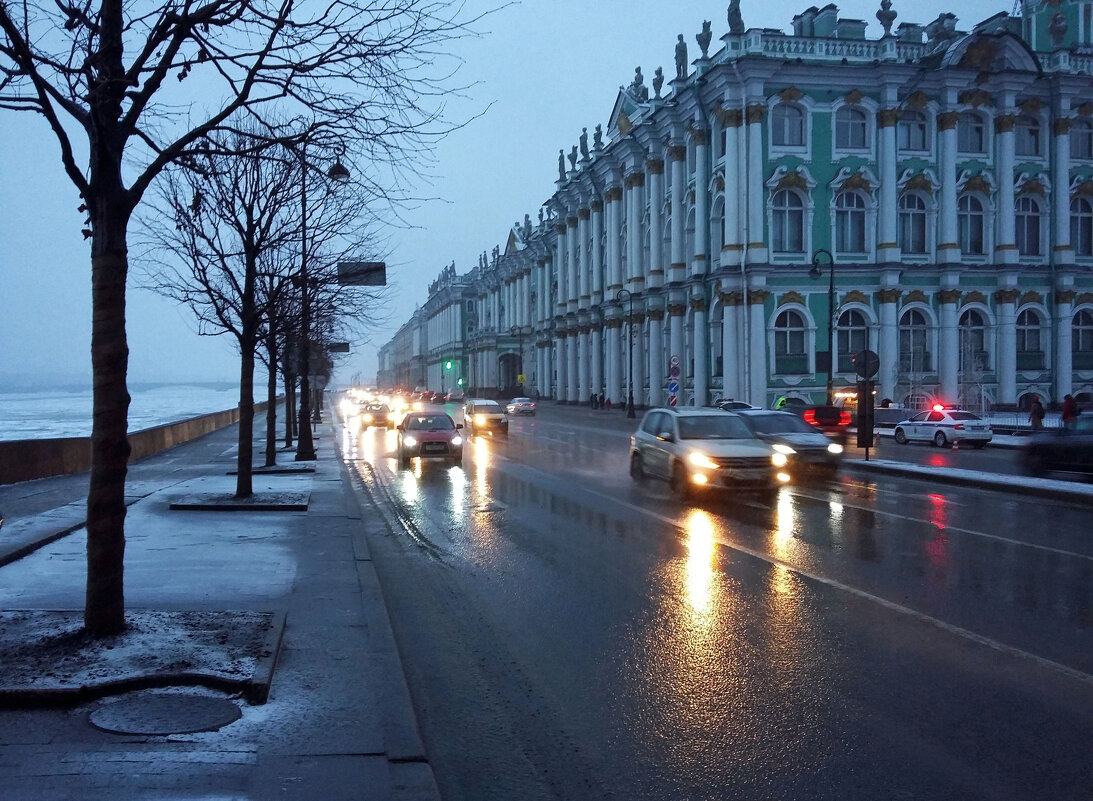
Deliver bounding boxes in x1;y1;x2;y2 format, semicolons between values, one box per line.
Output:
0;415;439;801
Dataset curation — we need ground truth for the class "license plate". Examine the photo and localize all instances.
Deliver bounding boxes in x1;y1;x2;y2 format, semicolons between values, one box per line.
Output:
422;443;444;453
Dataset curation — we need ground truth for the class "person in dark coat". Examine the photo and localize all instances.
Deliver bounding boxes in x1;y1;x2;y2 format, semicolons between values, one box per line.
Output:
1062;394;1078;429
1029;395;1045;430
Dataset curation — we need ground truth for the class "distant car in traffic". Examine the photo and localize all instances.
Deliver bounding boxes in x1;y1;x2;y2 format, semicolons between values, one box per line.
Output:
396;412;464;467
799;405;852;444
893;407;992;448
733;409;844;477
629;407;786;501
716;400;759;411
360;403;394;430
463;399;509;436
1019;416;1093;476
506;397;536;416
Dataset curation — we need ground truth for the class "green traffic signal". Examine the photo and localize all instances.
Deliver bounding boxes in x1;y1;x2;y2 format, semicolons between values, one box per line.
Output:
444;360;453;370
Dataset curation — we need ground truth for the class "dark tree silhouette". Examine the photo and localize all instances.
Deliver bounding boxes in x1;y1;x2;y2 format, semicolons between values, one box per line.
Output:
0;0;482;635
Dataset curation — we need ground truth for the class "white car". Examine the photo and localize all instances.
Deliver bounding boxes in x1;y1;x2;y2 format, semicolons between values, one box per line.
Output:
629;407;787;501
893;407;993;448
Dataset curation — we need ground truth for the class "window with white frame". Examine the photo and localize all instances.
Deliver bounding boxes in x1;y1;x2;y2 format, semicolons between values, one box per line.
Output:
1015;115;1042;157
1074;309;1093;369
836;309;868;372
834;192;866;254
1016;309;1044;370
771;104;805;147
958;194;985;255
899;309;930;372
957;112;987;154
1070;118;1093;160
1015;195;1041;256
897;110;928;152
959;309;989;372
773;310;808;374
771;190;805;253
835;106;868;150
1071;196;1093;256
898;193;928;254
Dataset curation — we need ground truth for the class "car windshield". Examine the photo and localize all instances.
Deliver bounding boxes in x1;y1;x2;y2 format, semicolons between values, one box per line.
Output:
512;398;531;404
677;415;754;440
743;413;816;434
473;403;502;413
369;404;390;413
948;411;981;421
406;416;454;431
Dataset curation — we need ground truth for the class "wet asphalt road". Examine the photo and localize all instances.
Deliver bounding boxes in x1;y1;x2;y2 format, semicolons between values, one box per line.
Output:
342;403;1092;801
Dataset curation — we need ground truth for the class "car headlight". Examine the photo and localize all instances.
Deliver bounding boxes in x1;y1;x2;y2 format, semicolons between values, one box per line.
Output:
771;443;796;455
827;443;844;454
413;401;423;411
771;452;788;467
475;414;486;425
362;413;373;423
403;435;418;447
688;451;720;470
451;436;463;446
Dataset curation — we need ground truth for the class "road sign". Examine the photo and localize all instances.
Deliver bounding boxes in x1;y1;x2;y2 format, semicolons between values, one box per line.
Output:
668;354;681;380
669;355;680;366
852;349;880;379
669;395;677;407
517;374;526;384
667;380;680;395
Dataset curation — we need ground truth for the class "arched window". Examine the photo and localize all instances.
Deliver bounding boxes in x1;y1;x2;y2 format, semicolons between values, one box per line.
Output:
1016;309;1044;370
771;104;805;147
835;106;868;149
897;110;928;152
1015;115;1041;157
957;112;986;154
899;309;930;373
1070;119;1093;160
1074;309;1093;370
1015;196;1041;256
898;193;928;254
1071;197;1093;256
835;192;866;253
772;190;805;253
958;195;985;255
959;309;988;372
774;310;807;374
836;309;869;372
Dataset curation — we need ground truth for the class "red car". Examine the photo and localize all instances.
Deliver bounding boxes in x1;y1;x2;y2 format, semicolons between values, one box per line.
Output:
800;405;852;444
396;412;464;467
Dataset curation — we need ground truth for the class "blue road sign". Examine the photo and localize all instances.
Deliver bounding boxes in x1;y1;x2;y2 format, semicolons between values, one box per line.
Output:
667;380;680;395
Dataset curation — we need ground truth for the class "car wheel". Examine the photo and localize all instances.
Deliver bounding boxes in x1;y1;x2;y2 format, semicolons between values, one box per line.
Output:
629;452;645;482
933;431;948;448
894;428;908;445
971;441;986;449
669;461;691;500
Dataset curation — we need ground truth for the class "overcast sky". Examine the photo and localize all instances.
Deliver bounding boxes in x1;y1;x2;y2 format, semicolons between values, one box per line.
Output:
0;0;1007;390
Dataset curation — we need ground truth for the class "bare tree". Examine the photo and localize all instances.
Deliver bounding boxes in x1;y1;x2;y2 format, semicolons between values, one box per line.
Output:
0;0;482;635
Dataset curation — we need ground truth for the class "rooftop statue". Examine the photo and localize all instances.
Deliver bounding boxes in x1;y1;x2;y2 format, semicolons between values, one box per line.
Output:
593;124;604;150
579;127;590;160
629;66;649;102
876;0;897;37
568;145;578;171
728;0;744;35
558;148;566;181
675;34;688;79
653;66;664;99
697;21;712;59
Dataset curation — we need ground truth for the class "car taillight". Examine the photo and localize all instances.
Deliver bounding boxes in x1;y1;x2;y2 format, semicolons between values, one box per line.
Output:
954;424;964;430
803;410;816;425
838;411;851;426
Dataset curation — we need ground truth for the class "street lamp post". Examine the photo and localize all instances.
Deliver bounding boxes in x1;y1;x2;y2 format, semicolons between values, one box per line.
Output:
293;137;350;462
809;248;836;405
616;288;636;418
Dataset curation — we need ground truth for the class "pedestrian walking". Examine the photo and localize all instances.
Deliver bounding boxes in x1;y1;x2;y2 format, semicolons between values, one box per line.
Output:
1062;394;1078;429
604;397;612;411
1029;395;1045;430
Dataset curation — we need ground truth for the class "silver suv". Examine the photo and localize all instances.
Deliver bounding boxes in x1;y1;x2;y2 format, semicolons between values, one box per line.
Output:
629;407;786;500
463;398;509;436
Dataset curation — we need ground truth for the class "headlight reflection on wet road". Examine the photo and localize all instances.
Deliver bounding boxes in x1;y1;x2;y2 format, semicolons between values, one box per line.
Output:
683;510;717;616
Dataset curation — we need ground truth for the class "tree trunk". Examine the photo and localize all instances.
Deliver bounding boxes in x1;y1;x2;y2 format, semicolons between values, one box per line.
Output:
235;341;256;498
265;333;279;468
284;374;295;447
85;208;132;636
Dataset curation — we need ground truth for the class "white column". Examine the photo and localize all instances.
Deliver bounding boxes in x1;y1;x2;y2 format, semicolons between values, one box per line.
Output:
648;309;664;406
996;289;1019;405
606;321;622;407
633;313;646;407
878;290;900;401
722;114;741;263
647;160;665;287
1055;289;1075;400
566;331;578;403
938;111;959;264
877;108;899;263
669;143;686;283
995;114;1017;264
566;215;579;312
578;207;591;308
721;293;741;400
746;105;767;263
578;326;590;403
607;186;623;292
545;339;554;400
591;200;604;305
693;128;709;277
555;330;566;401
1054;119;1074;265
591;323;603;399
626;170;645;290
748;292;769;407
939;289;960;400
669;302;685;403
692;298;708;405
555;224;568;316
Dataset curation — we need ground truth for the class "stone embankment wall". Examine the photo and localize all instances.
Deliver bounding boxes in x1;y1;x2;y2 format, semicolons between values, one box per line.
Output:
0;401;278;485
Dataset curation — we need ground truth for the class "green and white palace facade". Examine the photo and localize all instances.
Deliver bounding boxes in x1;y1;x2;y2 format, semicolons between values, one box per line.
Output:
378;1;1093;411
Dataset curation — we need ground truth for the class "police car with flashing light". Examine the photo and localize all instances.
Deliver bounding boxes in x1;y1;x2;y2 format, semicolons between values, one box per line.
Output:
892;405;993;448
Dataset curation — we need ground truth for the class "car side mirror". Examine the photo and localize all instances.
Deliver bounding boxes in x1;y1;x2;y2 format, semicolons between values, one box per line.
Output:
456;423;463;429
657;431;674;442
396;424;403;432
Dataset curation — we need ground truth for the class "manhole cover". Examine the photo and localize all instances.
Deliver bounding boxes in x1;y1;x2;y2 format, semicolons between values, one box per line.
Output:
89;691;242;735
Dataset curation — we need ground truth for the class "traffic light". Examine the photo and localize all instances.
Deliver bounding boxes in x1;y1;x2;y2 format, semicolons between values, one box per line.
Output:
444;360;453;370
457;378;464;386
